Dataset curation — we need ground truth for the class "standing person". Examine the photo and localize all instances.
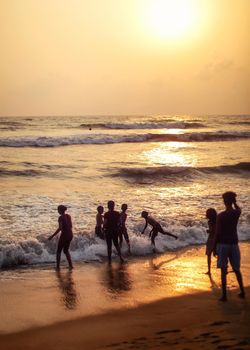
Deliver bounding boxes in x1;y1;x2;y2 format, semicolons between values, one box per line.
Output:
141;211;177;247
119;204;131;254
95;205;104;239
104;201;124;264
48;205;73;270
214;192;245;301
205;208;217;275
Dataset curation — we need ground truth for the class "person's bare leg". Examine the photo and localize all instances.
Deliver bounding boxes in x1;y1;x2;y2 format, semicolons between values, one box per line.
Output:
107;239;112;264
151;234;156;247
119;234;123;248
56;251;61;270
206;254;211;275
234;270;245;298
65;250;73;269
56;241;63;270
126;240;131;254
219;268;227;301
114;241;124;262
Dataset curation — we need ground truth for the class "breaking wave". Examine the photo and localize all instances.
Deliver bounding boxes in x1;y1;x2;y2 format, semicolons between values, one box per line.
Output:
1;131;250;147
79;121;205;130
115;163;250;180
1;222;249;268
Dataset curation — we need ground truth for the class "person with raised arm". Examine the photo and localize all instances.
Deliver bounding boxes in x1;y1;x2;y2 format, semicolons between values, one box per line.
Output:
214;192;245;301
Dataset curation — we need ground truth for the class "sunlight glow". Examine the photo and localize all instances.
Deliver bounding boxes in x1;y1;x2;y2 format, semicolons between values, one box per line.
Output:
142;143;192;167
145;0;201;40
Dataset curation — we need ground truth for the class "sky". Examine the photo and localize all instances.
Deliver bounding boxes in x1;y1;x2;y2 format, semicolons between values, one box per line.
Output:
0;0;249;116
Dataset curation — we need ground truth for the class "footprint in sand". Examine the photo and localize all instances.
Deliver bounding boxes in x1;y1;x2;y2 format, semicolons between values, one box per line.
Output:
155;329;181;335
209;321;231;326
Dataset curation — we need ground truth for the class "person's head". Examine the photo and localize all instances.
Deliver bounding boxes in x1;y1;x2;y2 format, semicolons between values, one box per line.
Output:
141;211;148;219
121;203;128;212
206;208;217;223
97;205;104;214
58;205;67;215
222;191;237;206
107;200;115;211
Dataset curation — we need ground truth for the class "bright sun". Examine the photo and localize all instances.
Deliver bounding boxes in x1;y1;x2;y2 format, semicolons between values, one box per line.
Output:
145;0;201;40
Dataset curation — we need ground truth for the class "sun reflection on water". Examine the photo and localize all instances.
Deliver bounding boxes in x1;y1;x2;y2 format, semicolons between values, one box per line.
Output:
142;142;195;167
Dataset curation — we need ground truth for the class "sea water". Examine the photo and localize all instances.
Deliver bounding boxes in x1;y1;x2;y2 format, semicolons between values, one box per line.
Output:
0;114;250;268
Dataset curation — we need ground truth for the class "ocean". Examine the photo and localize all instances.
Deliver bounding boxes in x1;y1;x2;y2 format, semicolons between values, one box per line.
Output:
0;114;250;268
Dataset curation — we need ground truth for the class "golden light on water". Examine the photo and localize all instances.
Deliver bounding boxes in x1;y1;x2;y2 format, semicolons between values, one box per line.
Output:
142;142;193;167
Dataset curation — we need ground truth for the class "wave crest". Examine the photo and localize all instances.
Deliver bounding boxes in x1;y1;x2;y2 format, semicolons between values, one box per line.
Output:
1;131;250;147
1;223;249;268
115;163;250;180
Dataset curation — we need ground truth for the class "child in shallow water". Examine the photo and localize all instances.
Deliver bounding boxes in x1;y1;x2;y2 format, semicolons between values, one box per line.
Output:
141;211;178;247
205;208;217;275
119;204;131;254
95;205;104;239
48;205;73;269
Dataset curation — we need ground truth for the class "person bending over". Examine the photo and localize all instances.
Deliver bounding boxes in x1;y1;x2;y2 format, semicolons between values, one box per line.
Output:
141;211;177;247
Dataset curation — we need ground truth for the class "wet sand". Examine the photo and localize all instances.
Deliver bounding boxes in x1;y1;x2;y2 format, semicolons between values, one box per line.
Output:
1;287;249;350
1;243;250;349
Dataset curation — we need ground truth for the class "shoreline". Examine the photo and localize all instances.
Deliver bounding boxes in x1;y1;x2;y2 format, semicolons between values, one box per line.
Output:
1;287;249;350
1;242;250;349
1;239;249;272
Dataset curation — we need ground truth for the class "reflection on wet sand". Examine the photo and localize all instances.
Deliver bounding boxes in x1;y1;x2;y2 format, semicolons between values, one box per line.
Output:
105;263;132;297
56;270;79;310
149;255;177;270
208;273;219;292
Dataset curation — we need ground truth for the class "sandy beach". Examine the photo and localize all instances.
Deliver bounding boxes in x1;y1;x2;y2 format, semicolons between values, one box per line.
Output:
1;243;249;349
1;288;249;350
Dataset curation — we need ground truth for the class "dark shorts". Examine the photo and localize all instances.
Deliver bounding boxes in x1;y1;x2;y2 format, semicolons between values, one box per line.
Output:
216;243;241;271
95;226;104;239
105;230;119;247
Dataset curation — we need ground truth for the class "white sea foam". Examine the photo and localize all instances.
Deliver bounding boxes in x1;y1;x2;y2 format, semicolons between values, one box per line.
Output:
1;223;249;268
0;131;250;147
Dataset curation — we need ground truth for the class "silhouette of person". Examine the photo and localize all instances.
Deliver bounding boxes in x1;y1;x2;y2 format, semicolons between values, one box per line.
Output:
214;191;245;301
104;201;124;264
119;204;131;254
141;211;177;247
56;270;78;309
205;208;217;275
95;205;104;239
48;205;73;269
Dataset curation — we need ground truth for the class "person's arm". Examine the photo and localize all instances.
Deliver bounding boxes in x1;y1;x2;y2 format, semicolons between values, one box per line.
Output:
48;219;62;240
207;221;212;234
141;219;148;234
233;200;241;213
103;214;108;230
